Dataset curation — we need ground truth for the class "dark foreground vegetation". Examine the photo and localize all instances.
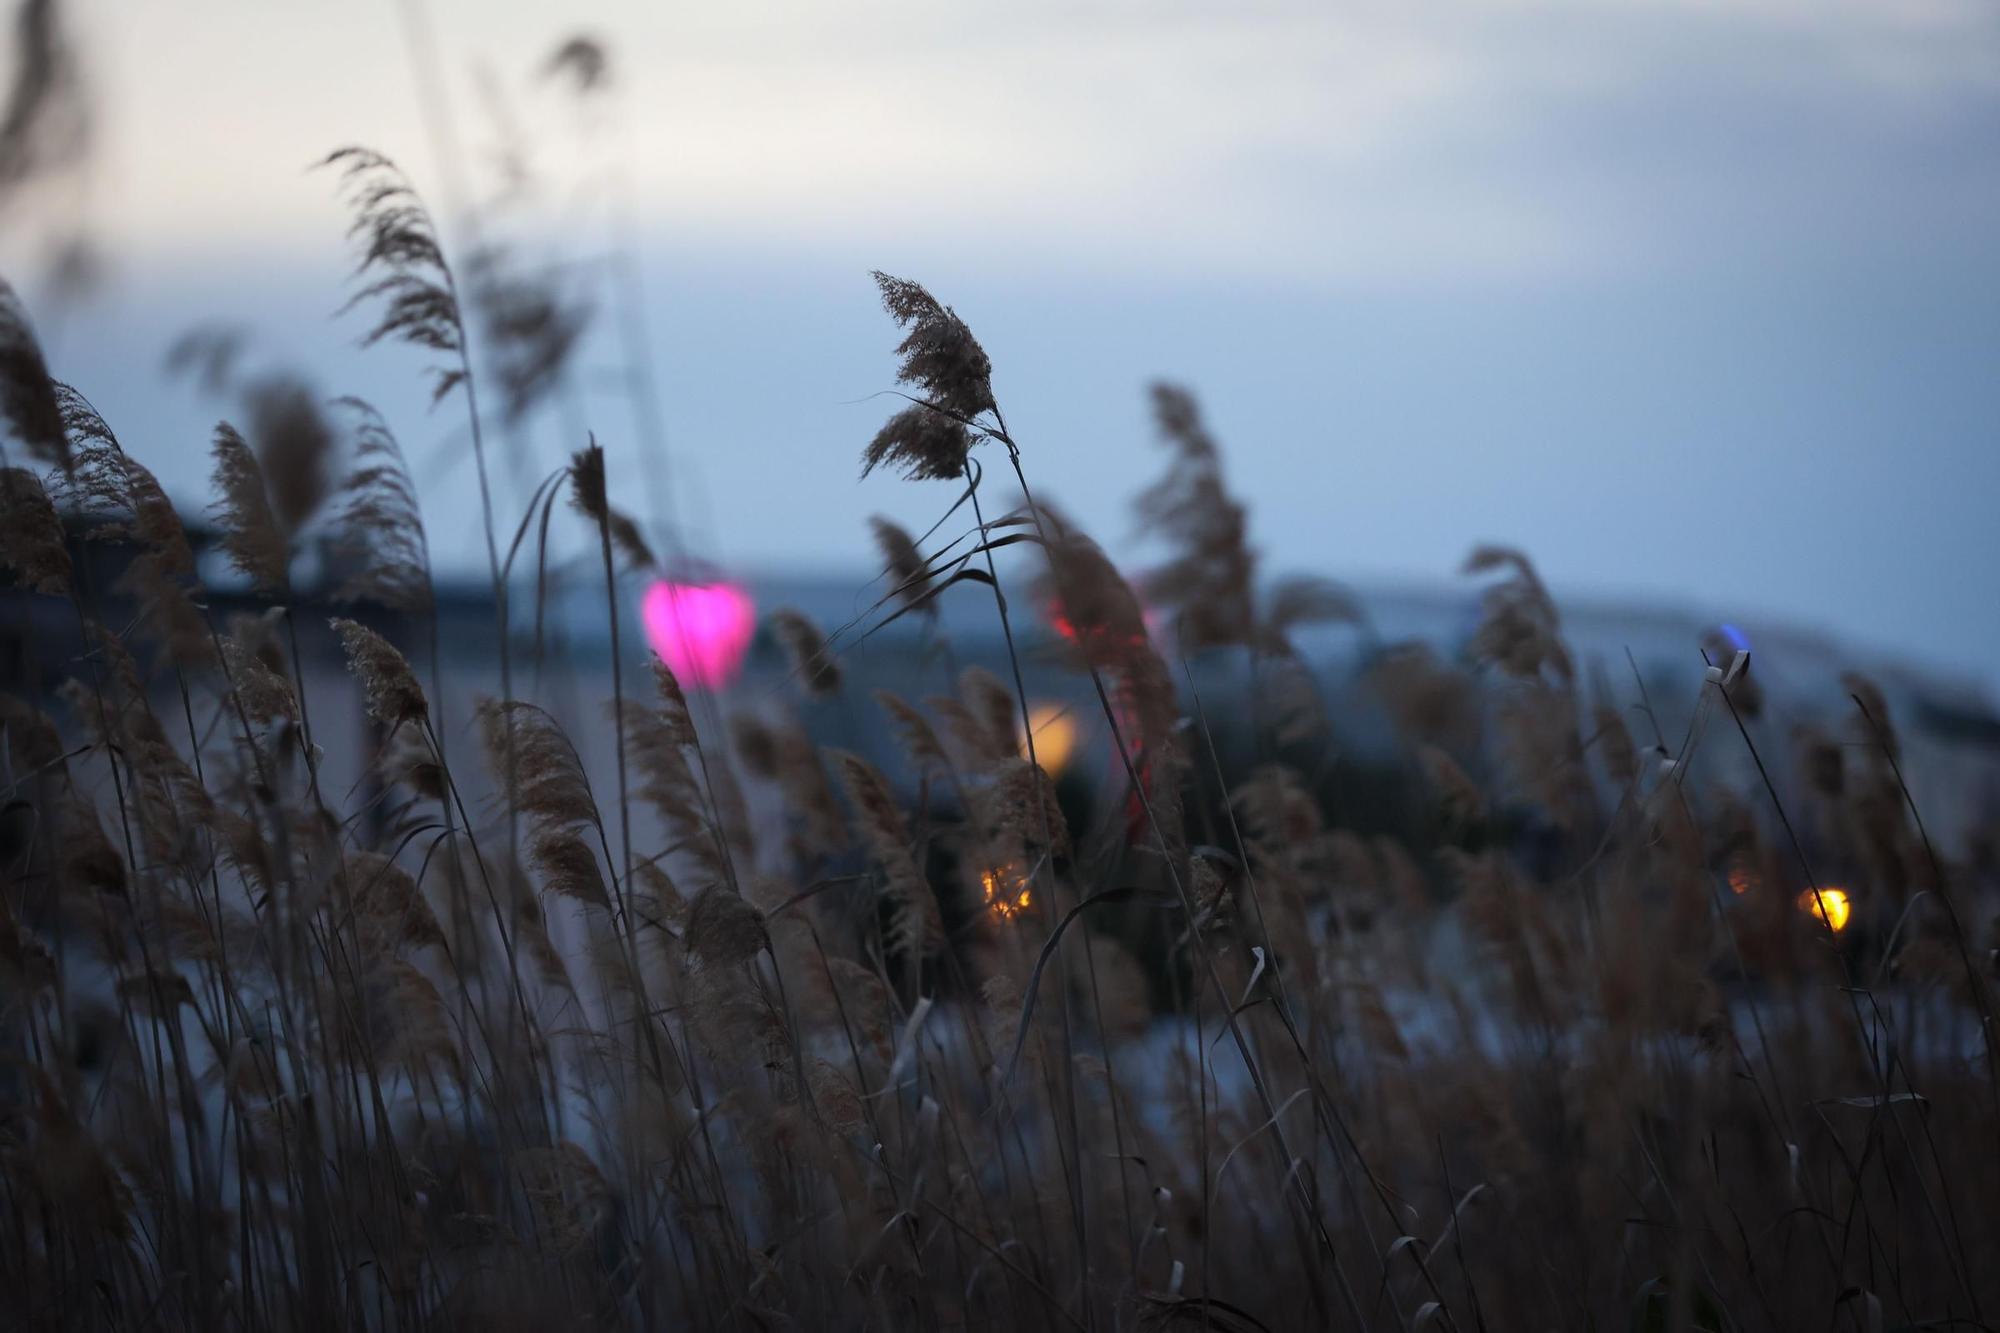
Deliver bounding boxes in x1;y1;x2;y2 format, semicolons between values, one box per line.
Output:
4;15;2000;1333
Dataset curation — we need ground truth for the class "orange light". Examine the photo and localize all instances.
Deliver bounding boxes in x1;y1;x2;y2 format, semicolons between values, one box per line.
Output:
1727;860;1759;896
1797;886;1851;933
1018;702;1079;776
1046;601;1149;654
980;864;1033;920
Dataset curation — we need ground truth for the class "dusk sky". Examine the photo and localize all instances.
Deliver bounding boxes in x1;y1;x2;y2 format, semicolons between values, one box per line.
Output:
12;0;2000;683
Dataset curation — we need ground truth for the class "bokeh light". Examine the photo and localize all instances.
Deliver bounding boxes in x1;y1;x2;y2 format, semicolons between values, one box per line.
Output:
641;579;756;689
981;864;1034;920
1019;701;1079;776
1797;886;1852;933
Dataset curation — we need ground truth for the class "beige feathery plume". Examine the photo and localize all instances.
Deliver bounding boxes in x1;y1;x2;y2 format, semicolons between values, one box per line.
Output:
119;454;193;577
528;830;611;911
1417;745;1485;837
63;626;215;868
508;868;578;994
243;374;334;536
0;0;88;205
808;1059;866;1137
476;698;612;911
1592;701;1639;790
769;607;841;697
42;394;211;665
330;618;428;729
208;422;287;594
731;710;843;856
568;438;655;570
869;515;932;612
321;147;468;405
466;242;592;428
1368;641;1478;749
1135;382;1256;650
683;884;768;968
0;280;67;470
0;695;62;771
120;550;213;674
221;622;297;727
833;750;943;964
623;654;718;854
646;653;696;746
57;791;126;898
0;466;71;595
1035;501;1177;756
355;958;457;1077
861;405;974;483
380;724;445;800
341;850;445;955
477;698;600;832
543;33;610;92
163;325;246;396
48;383;127;525
1463;544;1572;683
513;1142;611;1258
1258;575;1363;648
957;666;1017;766
1261;650;1327;746
859;271;998;481
729;711;778;779
51;383;196;577
976;756;1070;859
1231;764;1323;851
625;690;701;818
871;271;995;419
774;721;847;859
329;398;432;613
875;691;950;777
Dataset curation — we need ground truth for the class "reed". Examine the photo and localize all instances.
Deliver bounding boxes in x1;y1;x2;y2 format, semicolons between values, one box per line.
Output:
1;41;1996;1333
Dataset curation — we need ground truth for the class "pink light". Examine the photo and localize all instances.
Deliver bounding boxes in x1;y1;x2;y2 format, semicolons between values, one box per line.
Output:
641;579;756;690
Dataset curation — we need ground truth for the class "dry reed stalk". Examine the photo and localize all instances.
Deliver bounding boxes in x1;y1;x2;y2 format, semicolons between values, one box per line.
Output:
0;200;1993;1333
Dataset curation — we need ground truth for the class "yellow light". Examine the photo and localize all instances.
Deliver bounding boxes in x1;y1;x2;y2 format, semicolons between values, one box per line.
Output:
1797;886;1851;933
980;864;1033;920
1019;702;1078;776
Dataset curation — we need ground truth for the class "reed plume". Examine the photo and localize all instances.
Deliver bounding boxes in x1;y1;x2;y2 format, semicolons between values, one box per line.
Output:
207;421;288;594
0;278;65;468
0;0;87;201
834;749;943;965
329;617;428;729
542;33;610;94
870;514;933;612
322;146;468;404
871;270;995;420
4;155;1996;1333
0;464;70;594
329;397;432;612
861;404;974;483
1137;381;1256;649
241;374;335;537
769;607;841;697
466;243;592;428
568;437;654;570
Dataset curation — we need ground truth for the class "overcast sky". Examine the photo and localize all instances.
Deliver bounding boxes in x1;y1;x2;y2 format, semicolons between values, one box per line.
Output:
10;0;2000;684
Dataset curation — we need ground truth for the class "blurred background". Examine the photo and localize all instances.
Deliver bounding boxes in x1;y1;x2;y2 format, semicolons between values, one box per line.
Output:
5;0;1999;685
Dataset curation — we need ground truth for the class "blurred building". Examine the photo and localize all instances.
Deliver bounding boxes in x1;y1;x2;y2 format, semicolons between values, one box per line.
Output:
8;516;1998;858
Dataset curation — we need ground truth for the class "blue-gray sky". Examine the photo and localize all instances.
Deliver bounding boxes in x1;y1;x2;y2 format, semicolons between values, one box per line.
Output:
10;0;2000;684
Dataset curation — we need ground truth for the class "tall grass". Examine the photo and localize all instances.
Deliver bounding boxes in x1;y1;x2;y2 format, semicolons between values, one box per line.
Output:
4;67;2000;1333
